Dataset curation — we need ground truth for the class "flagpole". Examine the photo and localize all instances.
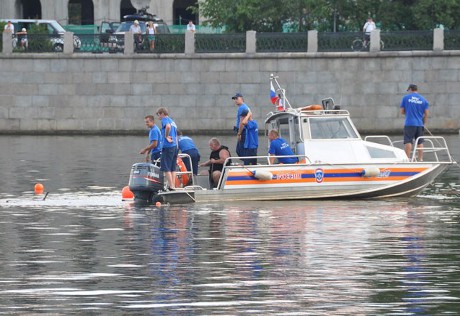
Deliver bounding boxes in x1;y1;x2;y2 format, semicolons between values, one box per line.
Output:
270;74;292;109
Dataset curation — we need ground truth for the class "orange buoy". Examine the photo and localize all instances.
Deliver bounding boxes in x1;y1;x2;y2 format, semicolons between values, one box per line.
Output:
175;157;190;188
34;183;44;194
121;186;134;200
155;201;161;207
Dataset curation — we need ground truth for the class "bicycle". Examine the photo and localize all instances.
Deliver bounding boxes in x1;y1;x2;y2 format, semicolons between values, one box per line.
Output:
351;36;384;51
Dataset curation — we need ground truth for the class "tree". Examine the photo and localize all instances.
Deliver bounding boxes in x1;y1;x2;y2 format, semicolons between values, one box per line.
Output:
193;0;460;32
192;0;311;32
412;0;460;29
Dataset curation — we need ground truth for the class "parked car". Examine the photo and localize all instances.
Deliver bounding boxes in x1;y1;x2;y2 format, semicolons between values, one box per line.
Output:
111;8;170;51
0;19;81;52
97;21;120;51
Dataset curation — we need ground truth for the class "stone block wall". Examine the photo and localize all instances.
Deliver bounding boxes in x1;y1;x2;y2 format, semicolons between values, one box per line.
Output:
0;51;459;134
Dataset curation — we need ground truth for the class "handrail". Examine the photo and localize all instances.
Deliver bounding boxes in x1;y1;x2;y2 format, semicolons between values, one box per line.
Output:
296;109;350;116
364;135;394;146
222;154;312;168
4;28;458;55
410;136;453;163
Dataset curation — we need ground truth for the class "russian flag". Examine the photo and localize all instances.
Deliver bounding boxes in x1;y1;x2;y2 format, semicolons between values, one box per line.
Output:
270;81;284;111
270;81;279;105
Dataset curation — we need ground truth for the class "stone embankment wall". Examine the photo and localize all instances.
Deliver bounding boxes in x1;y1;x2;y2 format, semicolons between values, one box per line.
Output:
0;51;459;134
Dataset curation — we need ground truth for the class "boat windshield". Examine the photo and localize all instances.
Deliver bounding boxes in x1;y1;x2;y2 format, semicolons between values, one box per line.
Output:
309;117;358;139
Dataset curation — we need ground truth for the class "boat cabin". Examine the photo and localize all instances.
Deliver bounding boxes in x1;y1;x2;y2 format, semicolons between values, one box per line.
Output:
265;99;408;164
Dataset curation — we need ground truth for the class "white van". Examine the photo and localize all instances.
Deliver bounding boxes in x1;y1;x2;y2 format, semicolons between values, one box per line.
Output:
1;19;81;52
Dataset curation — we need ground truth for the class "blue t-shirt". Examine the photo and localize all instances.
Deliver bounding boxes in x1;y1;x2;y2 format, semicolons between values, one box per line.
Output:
161;116;178;148
235;103;250;128
268;137;298;164
400;93;429;126
149;125;162;154
178;135;197;152
244;120;258;149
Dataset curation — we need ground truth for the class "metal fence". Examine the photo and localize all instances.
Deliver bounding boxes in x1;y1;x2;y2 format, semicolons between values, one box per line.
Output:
381;30;433;51
445;30;460;50
10;34;65;53
4;30;460;54
195;33;245;53
73;33;185;54
77;33;113;53
318;32;361;52
153;34;185;53
256;32;308;52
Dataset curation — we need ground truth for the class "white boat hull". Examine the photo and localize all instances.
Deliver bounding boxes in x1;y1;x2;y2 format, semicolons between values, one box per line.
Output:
158;162;449;204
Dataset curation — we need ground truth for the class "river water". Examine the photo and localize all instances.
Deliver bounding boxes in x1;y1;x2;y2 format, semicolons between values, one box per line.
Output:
0;134;459;315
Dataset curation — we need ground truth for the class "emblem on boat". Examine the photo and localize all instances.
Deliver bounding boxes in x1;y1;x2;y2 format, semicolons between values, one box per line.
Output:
315;168;324;183
378;169;391;178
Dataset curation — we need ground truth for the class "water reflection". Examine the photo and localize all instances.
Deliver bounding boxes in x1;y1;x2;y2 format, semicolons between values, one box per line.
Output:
0;135;459;314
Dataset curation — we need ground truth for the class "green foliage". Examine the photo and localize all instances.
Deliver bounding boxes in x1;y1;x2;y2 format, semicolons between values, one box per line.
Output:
193;0;460;32
27;24;54;52
0;22;6;51
412;0;460;29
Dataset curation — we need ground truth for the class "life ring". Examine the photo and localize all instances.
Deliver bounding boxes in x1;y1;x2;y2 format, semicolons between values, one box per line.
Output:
301;104;323;111
175;157;190;187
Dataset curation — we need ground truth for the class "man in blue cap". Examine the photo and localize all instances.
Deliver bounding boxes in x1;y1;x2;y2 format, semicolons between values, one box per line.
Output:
232;92;251;158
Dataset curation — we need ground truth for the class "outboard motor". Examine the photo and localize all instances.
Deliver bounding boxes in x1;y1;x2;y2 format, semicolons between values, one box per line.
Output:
128;163;164;202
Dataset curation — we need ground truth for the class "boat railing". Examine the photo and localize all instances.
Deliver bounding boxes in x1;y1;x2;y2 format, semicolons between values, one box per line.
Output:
391;136;453;163
267;108;351;117
364;135;394;147
411;136;454;163
297;109;350;116
223;154;313;168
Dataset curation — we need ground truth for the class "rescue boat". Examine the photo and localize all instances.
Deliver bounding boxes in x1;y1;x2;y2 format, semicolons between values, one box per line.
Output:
128;75;455;204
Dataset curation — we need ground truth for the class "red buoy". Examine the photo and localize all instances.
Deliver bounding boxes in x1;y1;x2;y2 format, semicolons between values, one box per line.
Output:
34;183;44;194
121;186;134;200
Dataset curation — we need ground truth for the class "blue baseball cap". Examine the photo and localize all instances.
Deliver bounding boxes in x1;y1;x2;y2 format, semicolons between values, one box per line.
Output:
232;92;243;100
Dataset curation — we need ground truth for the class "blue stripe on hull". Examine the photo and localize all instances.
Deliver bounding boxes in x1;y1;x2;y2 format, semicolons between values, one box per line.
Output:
226;171;420;182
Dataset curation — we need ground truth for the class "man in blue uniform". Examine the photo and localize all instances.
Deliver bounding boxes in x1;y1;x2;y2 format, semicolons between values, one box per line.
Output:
268;130;298;164
400;83;429;161
157;107;178;190
139;115;162;165
178;130;200;175
237;110;258;165
232;92;251;158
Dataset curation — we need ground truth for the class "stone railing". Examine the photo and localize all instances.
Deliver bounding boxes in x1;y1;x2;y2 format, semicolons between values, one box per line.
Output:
2;28;458;55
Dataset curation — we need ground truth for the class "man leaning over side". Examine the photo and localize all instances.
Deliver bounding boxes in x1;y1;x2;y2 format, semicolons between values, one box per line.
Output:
139;115;162;165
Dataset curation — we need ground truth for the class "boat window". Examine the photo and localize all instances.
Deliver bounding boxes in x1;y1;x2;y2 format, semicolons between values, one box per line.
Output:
309;117;358;139
366;146;397;158
278;123;290;140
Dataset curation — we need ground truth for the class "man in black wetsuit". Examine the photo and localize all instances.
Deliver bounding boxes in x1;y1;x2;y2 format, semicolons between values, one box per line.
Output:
199;138;231;188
